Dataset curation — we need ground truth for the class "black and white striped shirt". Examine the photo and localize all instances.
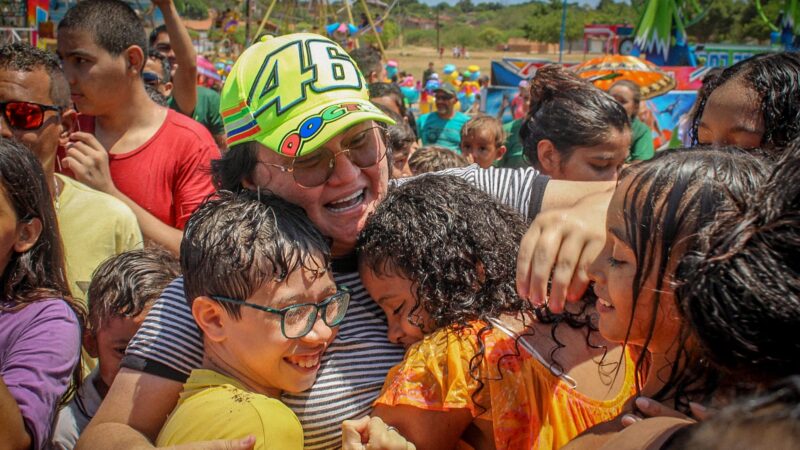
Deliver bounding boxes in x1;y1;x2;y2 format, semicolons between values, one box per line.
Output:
123;165;547;449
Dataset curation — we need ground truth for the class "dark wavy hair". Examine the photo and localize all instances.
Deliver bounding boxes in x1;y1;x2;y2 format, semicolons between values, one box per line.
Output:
521;64;630;169
0;138;85;402
357;175;602;407
675;139;800;387
689;52;800;152
616;146;769;414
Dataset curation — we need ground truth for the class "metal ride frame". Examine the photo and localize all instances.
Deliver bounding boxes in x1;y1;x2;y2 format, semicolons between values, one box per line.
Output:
0;27;35;45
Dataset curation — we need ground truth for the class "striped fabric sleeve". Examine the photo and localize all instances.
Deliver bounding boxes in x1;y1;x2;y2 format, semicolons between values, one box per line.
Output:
123;277;202;379
391;164;547;219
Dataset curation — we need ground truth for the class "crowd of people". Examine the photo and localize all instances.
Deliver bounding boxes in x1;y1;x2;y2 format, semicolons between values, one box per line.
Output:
1;0;800;449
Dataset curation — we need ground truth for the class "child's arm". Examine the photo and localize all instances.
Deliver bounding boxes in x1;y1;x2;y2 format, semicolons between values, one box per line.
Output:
76;369;254;450
373;404;472;450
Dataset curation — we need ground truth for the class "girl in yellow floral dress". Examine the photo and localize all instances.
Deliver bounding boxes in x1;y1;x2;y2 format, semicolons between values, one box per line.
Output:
357;175;638;450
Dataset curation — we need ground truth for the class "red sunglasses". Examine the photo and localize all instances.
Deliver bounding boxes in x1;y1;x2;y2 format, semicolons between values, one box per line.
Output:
1;101;62;131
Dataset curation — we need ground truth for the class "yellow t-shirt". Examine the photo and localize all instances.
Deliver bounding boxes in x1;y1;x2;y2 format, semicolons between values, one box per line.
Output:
55;174;142;303
157;369;304;450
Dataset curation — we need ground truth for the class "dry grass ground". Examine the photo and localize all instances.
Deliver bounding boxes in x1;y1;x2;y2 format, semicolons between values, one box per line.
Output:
384;45;597;80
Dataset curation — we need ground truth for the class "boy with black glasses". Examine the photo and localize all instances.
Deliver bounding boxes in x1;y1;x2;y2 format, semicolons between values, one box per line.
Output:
156;191;349;449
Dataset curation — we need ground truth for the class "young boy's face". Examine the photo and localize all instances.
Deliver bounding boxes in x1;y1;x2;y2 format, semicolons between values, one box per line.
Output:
85;310;150;397
360;266;432;349
391;142;417;179
460;129;505;169
218;263;339;396
57;29;130;116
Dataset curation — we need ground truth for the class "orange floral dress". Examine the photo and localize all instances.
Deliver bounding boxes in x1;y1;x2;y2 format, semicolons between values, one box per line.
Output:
375;320;637;450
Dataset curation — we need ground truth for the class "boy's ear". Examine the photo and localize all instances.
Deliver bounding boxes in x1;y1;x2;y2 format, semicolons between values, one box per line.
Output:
192;296;226;343
537;139;560;174
495;144;507;161
83;328;99;358
58;108;77;147
125;45;146;75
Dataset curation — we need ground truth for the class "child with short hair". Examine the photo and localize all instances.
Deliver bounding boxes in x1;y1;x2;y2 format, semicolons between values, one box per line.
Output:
407;145;469;175
155;191;350;449
52;248;180;449
357;175;636;449
460;114;507;168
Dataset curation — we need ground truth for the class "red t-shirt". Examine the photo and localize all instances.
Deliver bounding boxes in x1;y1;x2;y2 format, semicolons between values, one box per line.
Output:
67;109;219;229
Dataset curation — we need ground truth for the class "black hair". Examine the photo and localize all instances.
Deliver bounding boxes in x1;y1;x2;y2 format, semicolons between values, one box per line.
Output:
149;24;168;48
664;376;800;450
689;52;800;152
348;46;382;80
675;138;800;387
0;138;85;402
181;190;330;319
616;146;770;413
146;50;171;83
0;42;70;108
87;248;180;334
521;65;630;170
58;0;148;59
368;82;407;116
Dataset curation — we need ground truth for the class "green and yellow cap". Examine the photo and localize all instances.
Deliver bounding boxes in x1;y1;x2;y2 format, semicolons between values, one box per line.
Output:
220;33;394;157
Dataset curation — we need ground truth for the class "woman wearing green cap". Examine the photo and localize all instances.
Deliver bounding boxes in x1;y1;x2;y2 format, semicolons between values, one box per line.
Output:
78;33;612;450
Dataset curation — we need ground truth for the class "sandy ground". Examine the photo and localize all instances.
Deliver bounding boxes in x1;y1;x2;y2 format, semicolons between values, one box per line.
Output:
384;45;597;81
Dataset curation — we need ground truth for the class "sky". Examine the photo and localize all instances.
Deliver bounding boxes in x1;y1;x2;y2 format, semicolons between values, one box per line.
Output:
419;0;605;6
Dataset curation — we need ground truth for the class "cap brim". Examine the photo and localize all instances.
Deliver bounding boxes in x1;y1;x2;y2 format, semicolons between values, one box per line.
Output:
256;98;395;157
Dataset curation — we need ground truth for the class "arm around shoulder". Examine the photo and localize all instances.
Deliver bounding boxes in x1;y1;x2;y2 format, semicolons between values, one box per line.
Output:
76;368;183;450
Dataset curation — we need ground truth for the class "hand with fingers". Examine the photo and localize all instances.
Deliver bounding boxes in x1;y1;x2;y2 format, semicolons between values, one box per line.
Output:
516;198;606;313
342;416;416;450
621;397;713;427
62;131;117;195
165;435;256;450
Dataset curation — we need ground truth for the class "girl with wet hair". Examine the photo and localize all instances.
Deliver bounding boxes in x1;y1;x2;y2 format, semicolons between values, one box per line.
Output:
521;64;631;181
0;138;84;449
690;51;800;153
676;138;800;387
357;175;637;450
565;147;769;450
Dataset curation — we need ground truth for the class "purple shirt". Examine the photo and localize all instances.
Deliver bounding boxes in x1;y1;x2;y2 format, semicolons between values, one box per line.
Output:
0;299;81;450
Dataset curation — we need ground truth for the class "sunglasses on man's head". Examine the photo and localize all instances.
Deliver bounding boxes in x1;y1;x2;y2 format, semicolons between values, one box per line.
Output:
0;101;62;131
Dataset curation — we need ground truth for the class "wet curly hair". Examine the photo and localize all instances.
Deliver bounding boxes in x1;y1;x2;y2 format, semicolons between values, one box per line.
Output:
357;174;604;409
357;175;530;330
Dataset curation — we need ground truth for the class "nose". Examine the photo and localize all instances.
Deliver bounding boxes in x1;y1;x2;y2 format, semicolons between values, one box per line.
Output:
386;318;405;345
0;114;12;138
587;254;605;286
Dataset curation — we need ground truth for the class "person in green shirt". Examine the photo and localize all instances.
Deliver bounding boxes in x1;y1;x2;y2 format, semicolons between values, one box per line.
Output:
608;80;655;162
497;118;529;168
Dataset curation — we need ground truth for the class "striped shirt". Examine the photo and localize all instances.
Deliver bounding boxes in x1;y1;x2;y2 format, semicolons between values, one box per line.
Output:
123;164;547;449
